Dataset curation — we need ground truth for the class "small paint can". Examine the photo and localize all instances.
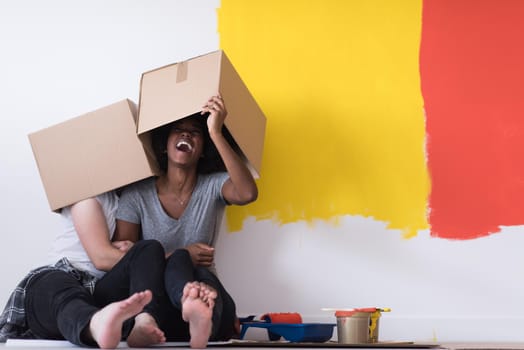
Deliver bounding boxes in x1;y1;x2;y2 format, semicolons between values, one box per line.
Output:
335;310;372;344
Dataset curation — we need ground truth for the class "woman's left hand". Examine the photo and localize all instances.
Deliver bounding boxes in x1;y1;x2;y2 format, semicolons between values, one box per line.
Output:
186;242;215;267
202;94;227;135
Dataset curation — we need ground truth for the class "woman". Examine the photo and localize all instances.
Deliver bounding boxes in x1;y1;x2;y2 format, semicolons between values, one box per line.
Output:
0;191;169;348
115;94;258;348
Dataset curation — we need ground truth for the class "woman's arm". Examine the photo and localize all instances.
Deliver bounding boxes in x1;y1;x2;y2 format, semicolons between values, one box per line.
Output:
203;95;258;205
71;197;126;271
113;219;141;243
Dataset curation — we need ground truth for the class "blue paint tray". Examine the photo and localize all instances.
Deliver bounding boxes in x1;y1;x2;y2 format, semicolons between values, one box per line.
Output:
239;322;336;343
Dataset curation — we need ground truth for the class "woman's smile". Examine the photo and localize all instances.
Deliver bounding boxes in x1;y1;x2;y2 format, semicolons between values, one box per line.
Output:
176;139;193;152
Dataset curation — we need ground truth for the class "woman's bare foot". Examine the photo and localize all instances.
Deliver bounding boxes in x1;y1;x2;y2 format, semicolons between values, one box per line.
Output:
181;282;202;304
89;290;152;349
182;282;217;348
127;312;166;347
197;282;218;304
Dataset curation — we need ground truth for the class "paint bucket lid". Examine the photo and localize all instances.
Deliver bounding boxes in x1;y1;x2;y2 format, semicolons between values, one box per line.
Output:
335;307;377;317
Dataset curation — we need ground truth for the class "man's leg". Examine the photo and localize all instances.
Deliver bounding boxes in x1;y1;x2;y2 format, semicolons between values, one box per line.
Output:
25;270;98;346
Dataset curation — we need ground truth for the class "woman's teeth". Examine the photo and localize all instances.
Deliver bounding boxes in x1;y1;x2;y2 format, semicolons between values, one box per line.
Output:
176;140;193;152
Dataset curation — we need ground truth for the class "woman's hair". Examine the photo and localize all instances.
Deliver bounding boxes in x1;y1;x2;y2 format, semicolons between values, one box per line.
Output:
151;112;227;174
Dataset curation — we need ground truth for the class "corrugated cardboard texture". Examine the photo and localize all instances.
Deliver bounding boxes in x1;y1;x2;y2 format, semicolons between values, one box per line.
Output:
29;99;157;211
138;50;266;178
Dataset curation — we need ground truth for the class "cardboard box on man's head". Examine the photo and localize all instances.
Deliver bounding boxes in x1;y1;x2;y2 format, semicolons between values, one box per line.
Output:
138;50;266;178
29;99;158;212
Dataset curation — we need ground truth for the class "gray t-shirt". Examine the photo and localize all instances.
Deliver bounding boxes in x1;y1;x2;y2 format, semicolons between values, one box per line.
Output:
116;173;229;256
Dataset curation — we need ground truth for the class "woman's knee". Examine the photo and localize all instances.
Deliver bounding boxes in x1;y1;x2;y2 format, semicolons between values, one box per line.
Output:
166;248;192;266
171;248;190;259
132;239;165;256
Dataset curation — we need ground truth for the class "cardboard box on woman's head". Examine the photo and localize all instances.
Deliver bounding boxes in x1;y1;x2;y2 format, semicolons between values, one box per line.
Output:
28;50;265;212
29;100;158;212
137;50;266;179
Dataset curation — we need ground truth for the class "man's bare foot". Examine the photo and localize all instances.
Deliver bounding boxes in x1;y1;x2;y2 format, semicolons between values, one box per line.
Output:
182;283;217;348
89;290;152;349
127;312;166;347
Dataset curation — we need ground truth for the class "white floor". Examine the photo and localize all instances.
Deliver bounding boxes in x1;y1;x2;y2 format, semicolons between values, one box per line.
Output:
3;340;524;350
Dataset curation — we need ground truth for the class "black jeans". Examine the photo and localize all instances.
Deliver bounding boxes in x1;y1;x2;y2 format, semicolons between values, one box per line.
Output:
163;249;237;341
25;240;168;347
93;240;169;327
25;270;99;346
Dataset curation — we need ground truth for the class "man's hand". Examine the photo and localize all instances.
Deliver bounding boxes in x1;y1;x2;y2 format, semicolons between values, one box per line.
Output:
112;240;134;253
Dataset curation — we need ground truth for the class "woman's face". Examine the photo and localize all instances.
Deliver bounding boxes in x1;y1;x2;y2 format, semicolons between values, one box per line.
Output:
165;117;205;169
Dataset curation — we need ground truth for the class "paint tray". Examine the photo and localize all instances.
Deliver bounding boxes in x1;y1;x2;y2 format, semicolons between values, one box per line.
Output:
239;321;336;343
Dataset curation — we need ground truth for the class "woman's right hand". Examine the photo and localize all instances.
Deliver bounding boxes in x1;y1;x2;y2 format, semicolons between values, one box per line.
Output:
186;242;215;267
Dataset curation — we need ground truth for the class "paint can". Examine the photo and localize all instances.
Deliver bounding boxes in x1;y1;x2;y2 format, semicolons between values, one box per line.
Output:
335;310;371;344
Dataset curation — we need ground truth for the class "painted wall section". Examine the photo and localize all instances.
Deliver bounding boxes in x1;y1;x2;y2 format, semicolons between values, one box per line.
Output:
218;0;429;237
421;0;524;239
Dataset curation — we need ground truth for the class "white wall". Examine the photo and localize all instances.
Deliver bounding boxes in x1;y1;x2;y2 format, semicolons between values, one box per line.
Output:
1;0;524;344
0;0;219;309
215;219;524;342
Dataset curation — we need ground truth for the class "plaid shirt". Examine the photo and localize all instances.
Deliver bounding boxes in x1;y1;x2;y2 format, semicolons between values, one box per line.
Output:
0;258;97;342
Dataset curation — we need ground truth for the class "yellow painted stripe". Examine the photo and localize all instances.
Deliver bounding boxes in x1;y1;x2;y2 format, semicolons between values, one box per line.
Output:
218;0;429;237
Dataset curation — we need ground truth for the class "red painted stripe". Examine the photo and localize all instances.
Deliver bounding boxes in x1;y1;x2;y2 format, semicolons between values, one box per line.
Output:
421;0;524;239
